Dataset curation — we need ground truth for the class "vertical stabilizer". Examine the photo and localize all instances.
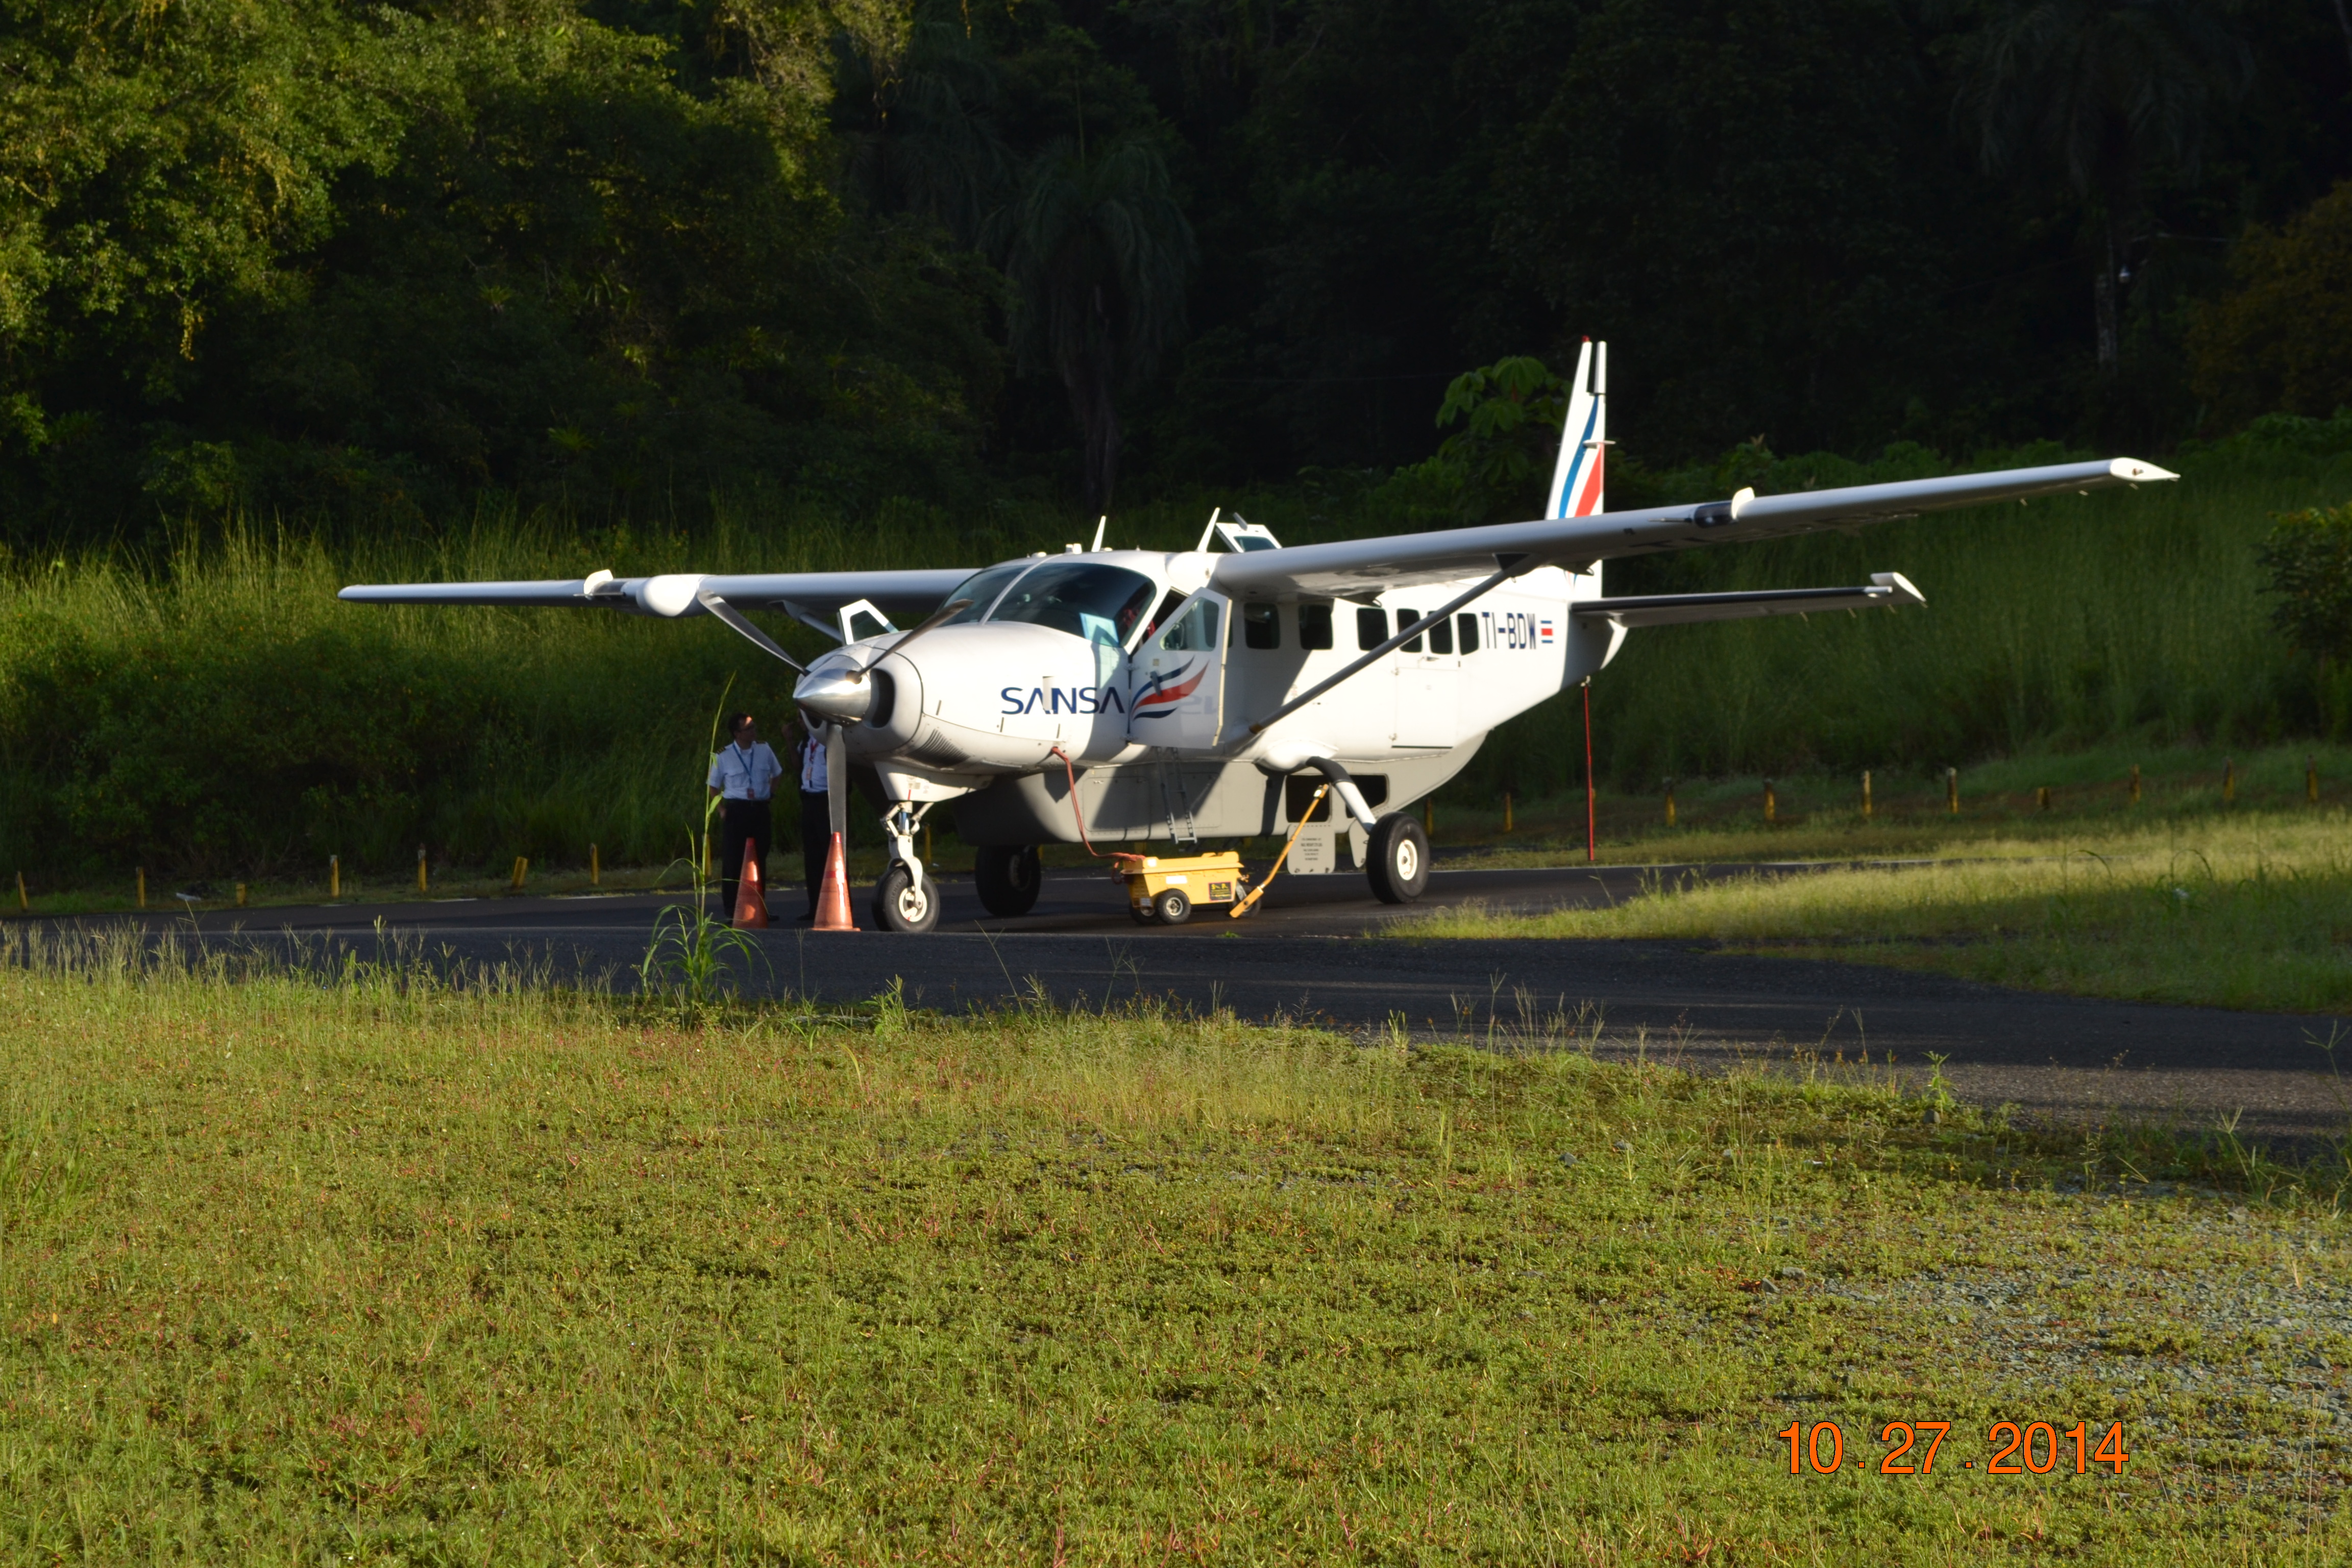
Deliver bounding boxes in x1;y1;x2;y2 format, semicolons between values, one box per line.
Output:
1544;339;1607;520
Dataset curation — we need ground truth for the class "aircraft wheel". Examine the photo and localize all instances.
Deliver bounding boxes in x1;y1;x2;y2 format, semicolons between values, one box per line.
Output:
1152;888;1192;925
973;844;1042;917
872;863;941;933
1367;812;1430;903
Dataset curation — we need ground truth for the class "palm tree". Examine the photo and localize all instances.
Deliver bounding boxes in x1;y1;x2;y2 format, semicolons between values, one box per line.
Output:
1955;0;2252;372
987;135;1195;513
832;13;1009;248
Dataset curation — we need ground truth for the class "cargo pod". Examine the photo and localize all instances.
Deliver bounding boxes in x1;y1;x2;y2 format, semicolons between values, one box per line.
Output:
1128;590;1229;749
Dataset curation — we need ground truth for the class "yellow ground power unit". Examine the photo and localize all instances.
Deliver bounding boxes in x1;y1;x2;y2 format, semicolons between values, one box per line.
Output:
1110;851;1251;925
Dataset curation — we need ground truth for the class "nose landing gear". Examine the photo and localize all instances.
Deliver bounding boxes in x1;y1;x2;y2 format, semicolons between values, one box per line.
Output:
871;799;943;933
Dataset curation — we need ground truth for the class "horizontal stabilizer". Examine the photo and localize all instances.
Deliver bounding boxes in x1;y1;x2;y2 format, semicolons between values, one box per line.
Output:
1572;572;1925;628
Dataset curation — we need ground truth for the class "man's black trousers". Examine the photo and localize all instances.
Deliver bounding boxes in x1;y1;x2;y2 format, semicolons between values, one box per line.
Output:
717;797;772;917
799;789;831;914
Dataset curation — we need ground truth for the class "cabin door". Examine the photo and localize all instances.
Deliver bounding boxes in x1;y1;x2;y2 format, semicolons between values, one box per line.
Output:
1128;590;1229;750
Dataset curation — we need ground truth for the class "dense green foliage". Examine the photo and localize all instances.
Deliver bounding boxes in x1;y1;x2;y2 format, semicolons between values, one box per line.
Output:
2258;498;2352;665
3;0;2349;534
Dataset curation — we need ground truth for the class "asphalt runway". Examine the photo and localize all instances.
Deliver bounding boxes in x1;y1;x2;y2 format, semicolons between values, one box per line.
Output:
41;859;2352;1141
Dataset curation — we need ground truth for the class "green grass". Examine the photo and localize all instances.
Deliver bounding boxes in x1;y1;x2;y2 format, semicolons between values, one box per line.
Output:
4;935;2351;1561
1404;806;2352;1013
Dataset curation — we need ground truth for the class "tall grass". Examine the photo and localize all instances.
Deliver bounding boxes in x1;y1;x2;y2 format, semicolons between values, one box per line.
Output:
6;451;2349;884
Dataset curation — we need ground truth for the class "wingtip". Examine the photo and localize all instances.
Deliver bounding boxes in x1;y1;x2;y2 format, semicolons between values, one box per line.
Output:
2109;457;2179;483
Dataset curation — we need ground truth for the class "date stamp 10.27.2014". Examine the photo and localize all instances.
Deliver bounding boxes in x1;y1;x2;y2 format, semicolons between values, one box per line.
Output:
1782;1420;2130;1477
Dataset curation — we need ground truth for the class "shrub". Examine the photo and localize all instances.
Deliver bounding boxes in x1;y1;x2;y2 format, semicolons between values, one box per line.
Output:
2190;183;2352;429
2257;501;2352;664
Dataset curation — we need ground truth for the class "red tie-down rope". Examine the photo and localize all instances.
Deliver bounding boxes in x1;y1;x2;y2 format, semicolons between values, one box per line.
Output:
1583;679;1596;865
1048;746;1108;859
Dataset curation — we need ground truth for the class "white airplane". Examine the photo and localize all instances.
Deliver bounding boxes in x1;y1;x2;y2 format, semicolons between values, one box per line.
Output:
341;341;2176;931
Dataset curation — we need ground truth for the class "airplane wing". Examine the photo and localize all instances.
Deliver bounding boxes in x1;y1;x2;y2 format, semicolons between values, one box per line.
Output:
339;568;973;621
1573;573;1924;627
1207;457;2175;598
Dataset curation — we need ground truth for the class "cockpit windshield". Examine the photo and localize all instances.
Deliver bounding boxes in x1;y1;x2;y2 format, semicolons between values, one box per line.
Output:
987;562;1160;647
936;561;1035;627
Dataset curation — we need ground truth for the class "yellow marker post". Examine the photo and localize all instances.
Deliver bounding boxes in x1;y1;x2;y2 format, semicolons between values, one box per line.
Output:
2129;764;2141;805
1946;767;1958;816
137;866;146;909
1763;780;1776;824
2222;758;2236;804
417;845;429;894
330;855;340;899
1423;797;1434;834
590;843;601;886
1663;779;1677;827
236;883;248;908
2037;786;2051;812
15;871;27;911
1861;770;1872;820
510;856;529;892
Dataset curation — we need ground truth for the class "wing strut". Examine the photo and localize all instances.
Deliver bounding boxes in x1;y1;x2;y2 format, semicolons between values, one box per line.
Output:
695;589;807;672
1244;557;1532;736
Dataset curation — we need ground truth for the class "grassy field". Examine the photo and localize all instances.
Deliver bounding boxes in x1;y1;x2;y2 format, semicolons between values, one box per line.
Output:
1405;800;2352;1014
3;934;2350;1562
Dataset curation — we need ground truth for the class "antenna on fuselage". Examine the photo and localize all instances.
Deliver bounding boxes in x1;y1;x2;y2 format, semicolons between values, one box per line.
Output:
1195;506;1222;552
1091;515;1107;552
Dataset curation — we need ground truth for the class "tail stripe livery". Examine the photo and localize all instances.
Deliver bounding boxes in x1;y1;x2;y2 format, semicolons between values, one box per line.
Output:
1544;339;1608;521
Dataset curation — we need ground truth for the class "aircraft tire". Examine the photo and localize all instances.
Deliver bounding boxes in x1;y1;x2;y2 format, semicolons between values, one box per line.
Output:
872;863;941;933
1153;888;1192;925
1367;812;1430;903
973;844;1042;917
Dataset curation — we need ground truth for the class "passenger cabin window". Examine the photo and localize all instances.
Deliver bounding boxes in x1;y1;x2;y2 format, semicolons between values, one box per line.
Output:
1396;608;1423;653
1242;602;1281;649
1156;598;1220;651
987;562;1158;647
1428;615;1454;655
1297;603;1334;650
1456;613;1480;653
1356;607;1388;650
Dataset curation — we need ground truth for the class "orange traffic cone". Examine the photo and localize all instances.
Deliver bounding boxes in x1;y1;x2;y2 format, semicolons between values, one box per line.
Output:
813;830;857;931
731;841;770;929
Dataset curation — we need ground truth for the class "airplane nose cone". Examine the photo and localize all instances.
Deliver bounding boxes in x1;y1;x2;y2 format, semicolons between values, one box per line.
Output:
793;664;872;725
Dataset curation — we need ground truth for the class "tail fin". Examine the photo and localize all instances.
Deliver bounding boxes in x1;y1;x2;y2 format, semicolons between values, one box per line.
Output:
1544;339;1607;519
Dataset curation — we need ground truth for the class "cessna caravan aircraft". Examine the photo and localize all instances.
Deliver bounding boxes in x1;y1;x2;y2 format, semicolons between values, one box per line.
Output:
342;341;2175;931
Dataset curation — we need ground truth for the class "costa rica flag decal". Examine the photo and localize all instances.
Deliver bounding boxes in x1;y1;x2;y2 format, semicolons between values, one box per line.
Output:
1132;659;1206;719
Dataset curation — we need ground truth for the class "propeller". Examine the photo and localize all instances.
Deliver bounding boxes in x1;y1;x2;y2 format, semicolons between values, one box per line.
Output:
791;597;972;725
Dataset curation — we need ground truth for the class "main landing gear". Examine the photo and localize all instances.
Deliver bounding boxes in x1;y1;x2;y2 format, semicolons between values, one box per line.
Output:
1366;811;1430;903
973;843;1043;917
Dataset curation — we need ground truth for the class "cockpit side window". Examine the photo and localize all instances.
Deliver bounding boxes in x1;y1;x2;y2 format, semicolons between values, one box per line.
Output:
1156;597;1221;652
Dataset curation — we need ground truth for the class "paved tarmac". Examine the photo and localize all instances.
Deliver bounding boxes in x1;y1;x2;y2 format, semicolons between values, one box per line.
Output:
31;859;2352;1141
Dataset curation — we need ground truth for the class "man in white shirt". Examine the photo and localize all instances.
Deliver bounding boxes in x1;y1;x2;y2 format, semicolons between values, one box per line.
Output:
706;712;783;918
795;710;831;921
